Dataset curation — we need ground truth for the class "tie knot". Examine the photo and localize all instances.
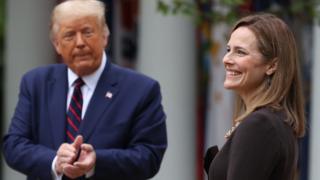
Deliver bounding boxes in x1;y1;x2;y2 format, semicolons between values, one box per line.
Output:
74;78;85;88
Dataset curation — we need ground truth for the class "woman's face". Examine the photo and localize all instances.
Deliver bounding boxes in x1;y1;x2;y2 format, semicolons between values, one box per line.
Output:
223;27;270;100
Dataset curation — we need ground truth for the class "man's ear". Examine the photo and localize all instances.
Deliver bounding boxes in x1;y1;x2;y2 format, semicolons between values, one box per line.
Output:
103;26;110;48
52;39;61;54
266;58;278;75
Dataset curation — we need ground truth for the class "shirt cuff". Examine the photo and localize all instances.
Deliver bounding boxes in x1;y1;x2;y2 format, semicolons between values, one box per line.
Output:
51;156;63;180
51;155;94;179
85;166;95;178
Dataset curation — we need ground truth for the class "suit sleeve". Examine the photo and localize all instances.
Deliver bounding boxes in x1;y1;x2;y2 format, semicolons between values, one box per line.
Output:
227;112;280;180
93;80;167;179
2;74;56;179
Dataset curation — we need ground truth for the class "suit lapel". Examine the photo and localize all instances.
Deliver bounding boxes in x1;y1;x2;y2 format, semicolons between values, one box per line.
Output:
79;61;118;142
48;66;68;148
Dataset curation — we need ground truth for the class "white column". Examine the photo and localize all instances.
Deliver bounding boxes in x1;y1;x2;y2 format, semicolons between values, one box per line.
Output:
205;24;233;149
138;1;196;179
309;10;320;180
2;1;55;179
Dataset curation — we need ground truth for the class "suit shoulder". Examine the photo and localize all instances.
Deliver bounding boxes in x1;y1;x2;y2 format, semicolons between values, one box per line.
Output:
22;64;66;80
111;64;158;84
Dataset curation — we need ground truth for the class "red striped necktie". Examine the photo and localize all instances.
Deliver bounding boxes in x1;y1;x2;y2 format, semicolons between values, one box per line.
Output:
66;78;84;143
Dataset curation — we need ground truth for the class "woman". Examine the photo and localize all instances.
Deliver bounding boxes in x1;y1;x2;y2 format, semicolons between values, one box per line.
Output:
207;13;305;180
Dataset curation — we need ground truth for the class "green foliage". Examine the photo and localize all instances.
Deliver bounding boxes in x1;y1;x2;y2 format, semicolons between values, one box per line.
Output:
157;0;320;24
157;0;197;16
220;0;244;6
289;0;320;21
157;0;244;25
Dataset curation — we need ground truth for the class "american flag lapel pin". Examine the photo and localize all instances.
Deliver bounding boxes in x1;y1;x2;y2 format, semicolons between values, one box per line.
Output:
105;91;113;99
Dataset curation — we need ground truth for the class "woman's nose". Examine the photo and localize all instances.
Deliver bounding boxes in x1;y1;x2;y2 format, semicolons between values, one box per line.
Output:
222;52;233;64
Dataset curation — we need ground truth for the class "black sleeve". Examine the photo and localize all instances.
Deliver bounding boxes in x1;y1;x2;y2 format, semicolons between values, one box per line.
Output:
227;112;280;180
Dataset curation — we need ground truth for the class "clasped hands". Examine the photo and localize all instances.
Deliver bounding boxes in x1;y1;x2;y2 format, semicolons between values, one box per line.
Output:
55;135;96;179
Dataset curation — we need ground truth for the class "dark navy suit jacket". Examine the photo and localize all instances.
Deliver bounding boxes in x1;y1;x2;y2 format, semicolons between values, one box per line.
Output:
3;60;167;180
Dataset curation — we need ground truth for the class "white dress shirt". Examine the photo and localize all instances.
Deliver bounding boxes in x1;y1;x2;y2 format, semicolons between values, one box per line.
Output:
51;52;107;179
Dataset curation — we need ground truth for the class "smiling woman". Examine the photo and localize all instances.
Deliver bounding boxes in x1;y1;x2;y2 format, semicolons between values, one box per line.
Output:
223;26;277;107
207;13;306;180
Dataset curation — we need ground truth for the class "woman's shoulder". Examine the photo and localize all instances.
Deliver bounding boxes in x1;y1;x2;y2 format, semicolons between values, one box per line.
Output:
243;107;285;128
233;107;294;144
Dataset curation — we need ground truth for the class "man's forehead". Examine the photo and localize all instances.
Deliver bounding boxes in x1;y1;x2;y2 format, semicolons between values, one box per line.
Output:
57;13;99;21
56;15;100;27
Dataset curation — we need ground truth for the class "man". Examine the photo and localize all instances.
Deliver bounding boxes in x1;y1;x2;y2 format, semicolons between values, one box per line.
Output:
2;0;167;179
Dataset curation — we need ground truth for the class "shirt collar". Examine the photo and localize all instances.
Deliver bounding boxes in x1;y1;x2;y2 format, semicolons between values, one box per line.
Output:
68;52;107;90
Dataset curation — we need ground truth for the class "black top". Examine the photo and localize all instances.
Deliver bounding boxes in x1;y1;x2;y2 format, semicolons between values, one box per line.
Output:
208;107;298;180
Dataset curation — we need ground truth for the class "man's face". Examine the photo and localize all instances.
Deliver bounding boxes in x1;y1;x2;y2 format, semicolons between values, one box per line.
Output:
53;16;107;76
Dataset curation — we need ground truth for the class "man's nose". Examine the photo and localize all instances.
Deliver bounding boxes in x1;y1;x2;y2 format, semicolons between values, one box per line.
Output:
75;33;85;48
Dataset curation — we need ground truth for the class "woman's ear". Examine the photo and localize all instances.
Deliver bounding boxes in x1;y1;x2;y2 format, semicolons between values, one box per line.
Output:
266;58;278;75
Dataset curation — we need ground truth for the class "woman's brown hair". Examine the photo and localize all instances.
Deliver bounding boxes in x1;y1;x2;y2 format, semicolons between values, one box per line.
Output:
231;13;305;137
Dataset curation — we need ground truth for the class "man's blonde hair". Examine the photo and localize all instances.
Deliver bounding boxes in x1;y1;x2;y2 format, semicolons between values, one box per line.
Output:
50;0;109;40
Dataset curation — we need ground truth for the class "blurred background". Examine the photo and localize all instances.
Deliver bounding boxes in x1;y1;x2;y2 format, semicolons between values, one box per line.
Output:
0;0;319;180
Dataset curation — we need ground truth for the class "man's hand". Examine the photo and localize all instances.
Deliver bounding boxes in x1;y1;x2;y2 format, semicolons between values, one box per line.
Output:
55;135;96;179
55;135;83;175
63;143;96;178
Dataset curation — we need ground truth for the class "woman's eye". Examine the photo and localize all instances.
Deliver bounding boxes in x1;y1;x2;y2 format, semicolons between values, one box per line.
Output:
237;50;246;55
